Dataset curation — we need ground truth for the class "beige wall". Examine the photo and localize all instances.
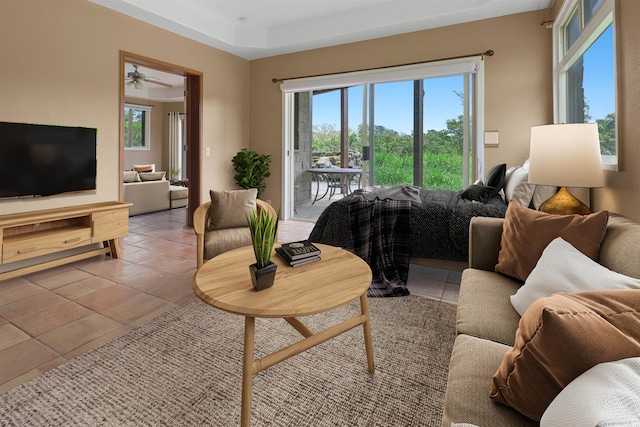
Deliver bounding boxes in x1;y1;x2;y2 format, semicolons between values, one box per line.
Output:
2;1;638;223
0;0;249;215
590;0;640;221
249;11;554;212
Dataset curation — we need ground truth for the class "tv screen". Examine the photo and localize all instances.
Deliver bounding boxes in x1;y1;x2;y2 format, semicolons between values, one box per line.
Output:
0;122;97;199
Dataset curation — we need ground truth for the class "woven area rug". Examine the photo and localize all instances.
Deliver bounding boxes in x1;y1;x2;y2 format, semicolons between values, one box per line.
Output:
1;296;456;427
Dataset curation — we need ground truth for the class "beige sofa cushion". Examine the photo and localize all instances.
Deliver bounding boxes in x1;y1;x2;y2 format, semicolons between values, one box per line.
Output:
490;289;640;421
169;185;188;200
457;269;522;346
208;189;257;230
139;171;166;181
495;202;608;281
123;170;141;183
442;334;537;427
124;180;170;216
600;214;640;279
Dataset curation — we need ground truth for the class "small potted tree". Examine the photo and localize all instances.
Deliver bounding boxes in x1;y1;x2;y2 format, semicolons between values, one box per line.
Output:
169;167;181;183
247;207;279;291
232;148;271;198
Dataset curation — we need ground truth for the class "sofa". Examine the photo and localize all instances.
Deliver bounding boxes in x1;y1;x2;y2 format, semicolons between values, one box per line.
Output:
442;206;640;426
123;170;188;216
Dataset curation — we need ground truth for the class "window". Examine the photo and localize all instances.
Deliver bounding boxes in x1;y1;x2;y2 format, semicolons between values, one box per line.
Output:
554;0;616;169
280;57;484;219
124;103;152;150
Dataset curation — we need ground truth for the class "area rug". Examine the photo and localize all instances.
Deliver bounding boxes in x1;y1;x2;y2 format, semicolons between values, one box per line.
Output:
1;296;457;426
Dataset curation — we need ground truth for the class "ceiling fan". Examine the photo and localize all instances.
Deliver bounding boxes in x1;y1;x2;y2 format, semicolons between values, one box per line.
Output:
126;65;173;89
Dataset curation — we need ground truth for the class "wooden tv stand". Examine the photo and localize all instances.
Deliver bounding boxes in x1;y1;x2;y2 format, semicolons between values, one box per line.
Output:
0;201;132;281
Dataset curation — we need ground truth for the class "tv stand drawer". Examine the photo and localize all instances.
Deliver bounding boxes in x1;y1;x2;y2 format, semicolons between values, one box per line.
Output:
3;226;92;263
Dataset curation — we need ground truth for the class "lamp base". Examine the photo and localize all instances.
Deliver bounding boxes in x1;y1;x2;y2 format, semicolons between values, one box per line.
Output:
538;186;591;215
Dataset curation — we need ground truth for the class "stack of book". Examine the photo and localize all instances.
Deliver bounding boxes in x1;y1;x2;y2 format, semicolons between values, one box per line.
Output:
275;240;321;267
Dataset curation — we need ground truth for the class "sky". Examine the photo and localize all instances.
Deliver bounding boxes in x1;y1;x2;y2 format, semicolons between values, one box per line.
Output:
312;76;465;135
312;25;614;135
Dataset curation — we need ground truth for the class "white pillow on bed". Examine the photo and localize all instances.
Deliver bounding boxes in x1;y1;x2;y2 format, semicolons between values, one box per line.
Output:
540;357;640;426
510;237;640;316
503;166;534;207
505;160;557;209
531;185;558;210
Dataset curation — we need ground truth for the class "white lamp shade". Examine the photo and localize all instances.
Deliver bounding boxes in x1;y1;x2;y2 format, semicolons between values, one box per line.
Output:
528;123;604;188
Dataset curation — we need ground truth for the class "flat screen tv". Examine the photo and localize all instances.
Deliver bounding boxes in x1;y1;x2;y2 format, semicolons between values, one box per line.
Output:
0;122;97;199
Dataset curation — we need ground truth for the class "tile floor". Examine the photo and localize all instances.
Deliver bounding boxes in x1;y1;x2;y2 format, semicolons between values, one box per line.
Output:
0;207;460;395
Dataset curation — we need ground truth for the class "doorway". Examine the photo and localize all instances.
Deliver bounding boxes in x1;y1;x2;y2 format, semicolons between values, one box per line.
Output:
119;52;203;226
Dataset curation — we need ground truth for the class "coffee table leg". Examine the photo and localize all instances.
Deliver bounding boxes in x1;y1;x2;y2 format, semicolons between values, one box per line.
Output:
360;294;375;373
241;316;255;427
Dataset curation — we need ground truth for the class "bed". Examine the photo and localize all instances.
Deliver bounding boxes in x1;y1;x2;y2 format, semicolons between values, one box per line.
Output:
308;185;508;263
308;159;559;268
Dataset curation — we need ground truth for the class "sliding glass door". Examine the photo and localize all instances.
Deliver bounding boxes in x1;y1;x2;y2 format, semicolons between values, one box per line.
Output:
281;57;484;220
357;74;474;190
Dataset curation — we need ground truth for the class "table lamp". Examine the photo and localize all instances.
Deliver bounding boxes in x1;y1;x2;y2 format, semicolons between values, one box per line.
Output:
528;123;604;215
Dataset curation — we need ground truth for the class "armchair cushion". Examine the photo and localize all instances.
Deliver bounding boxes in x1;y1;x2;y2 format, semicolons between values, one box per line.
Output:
208;189;257;230
204;227;252;260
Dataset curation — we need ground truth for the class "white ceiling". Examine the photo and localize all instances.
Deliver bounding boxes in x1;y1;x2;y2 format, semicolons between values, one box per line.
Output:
124;63;186;102
95;0;551;61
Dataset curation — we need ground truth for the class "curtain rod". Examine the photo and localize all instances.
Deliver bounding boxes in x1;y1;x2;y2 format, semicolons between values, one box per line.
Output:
272;49;494;84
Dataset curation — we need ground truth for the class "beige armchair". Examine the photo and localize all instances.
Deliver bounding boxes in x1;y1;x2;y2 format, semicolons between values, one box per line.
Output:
194;197;277;269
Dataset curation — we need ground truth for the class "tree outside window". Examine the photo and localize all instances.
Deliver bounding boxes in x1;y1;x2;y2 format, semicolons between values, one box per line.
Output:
555;0;616;168
124;103;151;150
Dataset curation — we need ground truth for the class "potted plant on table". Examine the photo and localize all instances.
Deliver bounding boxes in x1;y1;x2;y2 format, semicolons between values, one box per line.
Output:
169;167;181;182
247;207;279;291
232;148;271;198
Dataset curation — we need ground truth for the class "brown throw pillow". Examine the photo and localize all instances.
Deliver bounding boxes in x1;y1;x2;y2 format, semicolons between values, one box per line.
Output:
133;164;155;173
208;189;257;230
495;202;608;281
490;289;640;421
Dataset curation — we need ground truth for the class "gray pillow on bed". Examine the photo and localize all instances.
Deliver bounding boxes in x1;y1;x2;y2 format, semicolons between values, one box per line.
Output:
485;163;507;191
461;184;499;202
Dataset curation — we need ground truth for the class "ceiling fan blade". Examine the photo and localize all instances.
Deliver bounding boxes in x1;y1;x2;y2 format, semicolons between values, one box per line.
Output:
145;80;173;88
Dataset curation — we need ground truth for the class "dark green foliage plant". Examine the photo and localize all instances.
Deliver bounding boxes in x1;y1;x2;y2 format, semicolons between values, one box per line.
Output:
313;118;468;190
597;113;616;155
232;148;271;198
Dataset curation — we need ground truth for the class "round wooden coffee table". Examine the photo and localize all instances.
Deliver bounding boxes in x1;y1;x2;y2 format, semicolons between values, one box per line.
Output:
192;243;374;427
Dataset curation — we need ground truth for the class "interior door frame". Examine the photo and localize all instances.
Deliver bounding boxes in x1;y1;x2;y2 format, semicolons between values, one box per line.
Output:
119;51;203;226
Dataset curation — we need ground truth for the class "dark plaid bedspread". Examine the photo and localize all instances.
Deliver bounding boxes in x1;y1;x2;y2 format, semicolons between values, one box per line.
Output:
309;186;508;262
349;192;411;297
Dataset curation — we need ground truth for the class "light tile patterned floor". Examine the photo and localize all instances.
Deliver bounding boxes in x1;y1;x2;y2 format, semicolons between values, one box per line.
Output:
0;207;460;394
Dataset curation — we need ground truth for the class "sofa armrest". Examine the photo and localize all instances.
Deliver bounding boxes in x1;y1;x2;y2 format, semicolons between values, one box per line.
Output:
469;217;504;271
